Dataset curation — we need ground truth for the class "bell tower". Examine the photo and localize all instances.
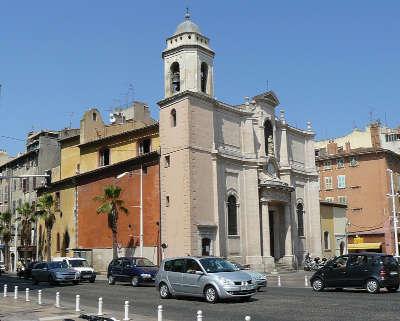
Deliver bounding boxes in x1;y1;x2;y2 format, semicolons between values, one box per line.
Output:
162;10;215;98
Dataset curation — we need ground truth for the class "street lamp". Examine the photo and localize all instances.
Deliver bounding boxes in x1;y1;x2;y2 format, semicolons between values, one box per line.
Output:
117;165;143;257
387;169;399;258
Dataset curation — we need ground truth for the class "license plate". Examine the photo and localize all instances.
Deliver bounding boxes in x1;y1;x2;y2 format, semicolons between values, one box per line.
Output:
390;271;398;276
241;285;251;291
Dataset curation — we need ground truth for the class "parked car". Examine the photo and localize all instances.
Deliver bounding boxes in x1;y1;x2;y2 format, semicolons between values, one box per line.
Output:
107;257;158;287
31;261;80;285
155;256;258;303
230;262;267;290
310;253;400;294
53;257;96;283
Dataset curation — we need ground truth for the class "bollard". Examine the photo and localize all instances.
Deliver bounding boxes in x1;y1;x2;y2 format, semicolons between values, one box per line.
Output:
25;288;30;302
38;290;42;305
75;295;80;312
123;300;129;321
14;286;18;299
245;317;251;321
304;275;309;287
197;310;203;321
277;275;281;287
55;291;60;308
98;297;103;316
157;305;163;321
3;284;7;297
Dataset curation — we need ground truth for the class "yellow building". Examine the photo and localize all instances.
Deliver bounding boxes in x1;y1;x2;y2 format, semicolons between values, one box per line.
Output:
320;201;347;258
37;103;160;261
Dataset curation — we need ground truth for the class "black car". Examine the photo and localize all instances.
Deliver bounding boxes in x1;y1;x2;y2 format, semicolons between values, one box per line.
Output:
310;253;400;293
107;257;158;287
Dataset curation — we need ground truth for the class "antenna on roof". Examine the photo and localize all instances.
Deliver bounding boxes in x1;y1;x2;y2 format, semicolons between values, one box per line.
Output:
266;80;269;91
66;112;74;129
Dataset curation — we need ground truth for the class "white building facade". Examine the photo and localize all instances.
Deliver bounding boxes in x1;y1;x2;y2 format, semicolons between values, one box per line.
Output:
158;13;322;271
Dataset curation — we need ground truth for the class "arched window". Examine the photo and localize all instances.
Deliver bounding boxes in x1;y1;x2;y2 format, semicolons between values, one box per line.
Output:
201;62;208;93
56;233;60;252
264;120;274;156
324;231;330;250
227;195;238;236
297;203;304;236
170;62;180;94
171;109;177;127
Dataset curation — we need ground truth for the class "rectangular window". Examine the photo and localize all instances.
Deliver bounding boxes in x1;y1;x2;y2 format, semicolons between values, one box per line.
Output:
349;157;358;167
32;177;36;190
323;160;332;170
338;196;347;204
325;197;334;203
337;158;345;168
166;196;170;207
164;155;170;168
337;175;346;189
55;191;60;211
99;148;110;167
13;180;17;191
324;177;333;190
23;179;29;193
139;139;151;155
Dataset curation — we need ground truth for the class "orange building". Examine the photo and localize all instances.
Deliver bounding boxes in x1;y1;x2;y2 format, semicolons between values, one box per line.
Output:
316;141;400;254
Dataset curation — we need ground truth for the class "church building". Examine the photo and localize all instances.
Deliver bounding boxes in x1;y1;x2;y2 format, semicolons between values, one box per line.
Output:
158;12;322;271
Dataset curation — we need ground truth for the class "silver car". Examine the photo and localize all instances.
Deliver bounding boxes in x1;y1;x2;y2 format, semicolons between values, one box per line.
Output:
155;257;257;303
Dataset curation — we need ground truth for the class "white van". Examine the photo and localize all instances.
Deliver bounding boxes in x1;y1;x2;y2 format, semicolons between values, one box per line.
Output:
53;257;96;283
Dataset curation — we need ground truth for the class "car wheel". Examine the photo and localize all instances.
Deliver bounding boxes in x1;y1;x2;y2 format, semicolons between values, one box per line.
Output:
159;282;171;299
204;285;218;304
311;278;325;292
131;276;139;287
89;278;95;283
108;275;115;285
386;285;399;293
366;279;380;294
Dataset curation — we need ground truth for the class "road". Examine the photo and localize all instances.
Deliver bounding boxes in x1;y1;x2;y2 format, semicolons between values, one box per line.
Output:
1;274;400;321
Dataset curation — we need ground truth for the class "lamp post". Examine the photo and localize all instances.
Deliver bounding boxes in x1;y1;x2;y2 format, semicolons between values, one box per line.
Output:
117;165;143;257
387;169;399;258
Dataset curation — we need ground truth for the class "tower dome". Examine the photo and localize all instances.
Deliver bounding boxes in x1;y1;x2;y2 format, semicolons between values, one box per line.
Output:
174;10;202;35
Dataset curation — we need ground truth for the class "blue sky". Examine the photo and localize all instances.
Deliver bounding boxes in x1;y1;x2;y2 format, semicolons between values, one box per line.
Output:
1;0;399;155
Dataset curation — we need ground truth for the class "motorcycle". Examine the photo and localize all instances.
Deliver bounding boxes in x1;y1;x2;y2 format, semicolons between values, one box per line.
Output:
304;255;327;271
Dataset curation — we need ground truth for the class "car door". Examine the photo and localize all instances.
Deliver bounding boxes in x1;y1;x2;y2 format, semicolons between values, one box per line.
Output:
33;263;43;281
166;259;185;293
325;256;350;287
112;259;124;281
40;263;49;282
347;255;369;287
122;259;134;282
181;259;204;295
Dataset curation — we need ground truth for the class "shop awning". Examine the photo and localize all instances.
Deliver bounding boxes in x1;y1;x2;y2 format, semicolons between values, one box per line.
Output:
348;242;382;250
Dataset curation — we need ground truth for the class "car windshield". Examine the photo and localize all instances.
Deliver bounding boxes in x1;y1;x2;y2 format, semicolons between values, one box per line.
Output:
200;258;237;273
134;258;155;267
48;261;68;269
69;259;89;267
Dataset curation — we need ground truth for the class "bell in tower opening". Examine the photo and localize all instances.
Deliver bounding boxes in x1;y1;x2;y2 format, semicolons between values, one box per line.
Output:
170;62;180;94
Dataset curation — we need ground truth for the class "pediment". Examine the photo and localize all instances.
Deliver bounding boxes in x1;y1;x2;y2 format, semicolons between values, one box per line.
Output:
253;90;280;107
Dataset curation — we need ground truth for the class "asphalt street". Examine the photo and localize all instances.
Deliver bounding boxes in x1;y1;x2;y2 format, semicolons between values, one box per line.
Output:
1;274;400;321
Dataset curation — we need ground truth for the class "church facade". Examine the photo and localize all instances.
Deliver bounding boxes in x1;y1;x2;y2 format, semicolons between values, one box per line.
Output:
158;13;322;271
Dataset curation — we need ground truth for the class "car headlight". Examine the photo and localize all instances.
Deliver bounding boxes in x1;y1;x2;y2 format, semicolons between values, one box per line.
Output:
258;273;267;280
55;272;62;277
217;277;235;287
140;273;151;278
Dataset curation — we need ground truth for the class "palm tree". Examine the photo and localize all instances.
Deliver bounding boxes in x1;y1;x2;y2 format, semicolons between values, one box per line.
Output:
0;211;12;270
35;194;56;261
16;202;36;263
94;185;128;260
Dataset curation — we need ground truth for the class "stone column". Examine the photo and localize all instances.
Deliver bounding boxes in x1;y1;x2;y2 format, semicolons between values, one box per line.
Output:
283;204;294;266
261;202;270;257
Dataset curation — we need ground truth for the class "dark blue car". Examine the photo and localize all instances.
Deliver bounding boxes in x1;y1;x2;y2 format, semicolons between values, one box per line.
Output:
107;257;158;287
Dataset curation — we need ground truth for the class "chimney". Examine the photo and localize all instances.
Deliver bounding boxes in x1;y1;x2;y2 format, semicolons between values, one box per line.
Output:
370;123;381;149
327;140;338;155
345;141;351;153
